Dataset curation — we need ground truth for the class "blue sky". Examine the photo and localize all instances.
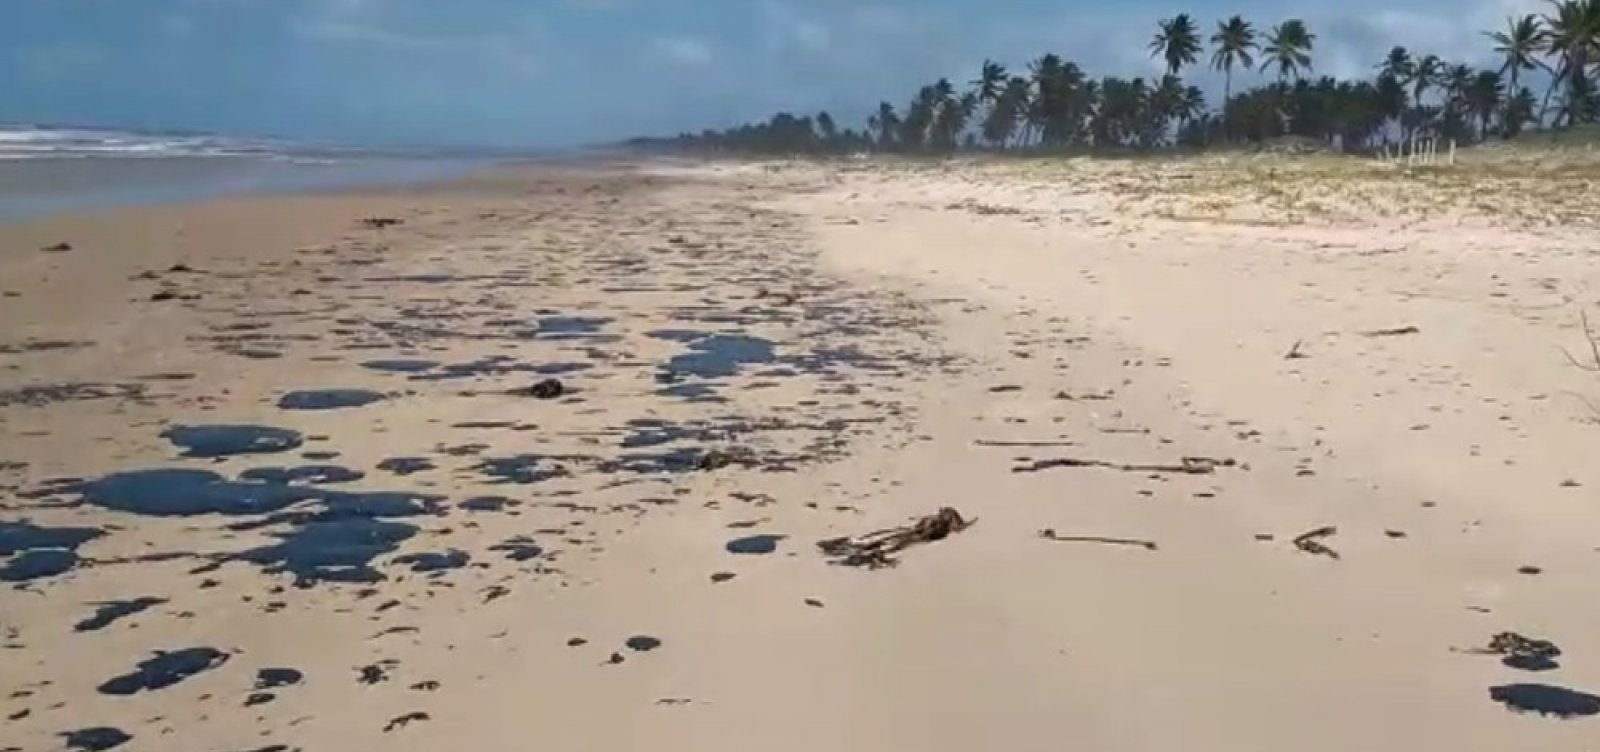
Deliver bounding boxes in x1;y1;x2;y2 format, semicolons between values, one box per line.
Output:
1;0;1544;148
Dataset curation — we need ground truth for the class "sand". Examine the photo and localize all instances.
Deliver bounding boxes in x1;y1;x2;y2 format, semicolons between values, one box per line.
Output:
2;153;1599;751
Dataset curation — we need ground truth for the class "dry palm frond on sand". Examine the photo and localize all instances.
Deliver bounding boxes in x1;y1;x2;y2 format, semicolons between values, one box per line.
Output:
817;507;975;569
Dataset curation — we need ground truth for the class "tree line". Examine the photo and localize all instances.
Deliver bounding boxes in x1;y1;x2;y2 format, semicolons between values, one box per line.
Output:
627;1;1600;155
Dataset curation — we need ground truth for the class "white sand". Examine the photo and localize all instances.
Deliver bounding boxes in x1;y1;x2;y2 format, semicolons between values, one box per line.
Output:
2;156;1598;751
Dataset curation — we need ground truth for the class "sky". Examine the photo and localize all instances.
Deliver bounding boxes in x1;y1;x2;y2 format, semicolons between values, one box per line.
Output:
0;0;1548;148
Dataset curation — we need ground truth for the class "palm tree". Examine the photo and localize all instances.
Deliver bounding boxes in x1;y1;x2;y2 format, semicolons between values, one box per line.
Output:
1505;86;1540;135
1485;14;1546;133
1150;14;1202;76
1540;0;1600;127
971;59;1008;106
1377;46;1416;85
981;75;1031;149
1211;15;1257;140
1409;53;1447;131
1466;69;1506;139
867;102;900;150
1179;85;1208;135
1260;19;1315;82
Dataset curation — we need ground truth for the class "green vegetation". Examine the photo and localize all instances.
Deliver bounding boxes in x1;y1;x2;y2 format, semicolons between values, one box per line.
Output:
629;0;1600;156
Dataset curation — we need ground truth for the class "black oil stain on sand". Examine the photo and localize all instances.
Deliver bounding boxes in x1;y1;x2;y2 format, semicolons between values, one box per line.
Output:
255;667;304;689
0;521;106;583
162;425;302;458
276;389;386;411
75;597;168;632
658;333;777;379
725;534;785;555
98;647;229;695
60;727;132;751
1;549;81;582
239;465;365;485
1489;684;1600;718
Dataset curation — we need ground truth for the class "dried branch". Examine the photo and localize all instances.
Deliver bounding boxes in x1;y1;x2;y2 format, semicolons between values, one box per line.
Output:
1292;525;1340;559
1559;309;1600;373
1038;529;1158;550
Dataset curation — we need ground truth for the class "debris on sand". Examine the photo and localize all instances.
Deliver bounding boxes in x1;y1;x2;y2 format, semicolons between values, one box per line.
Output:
509;378;564;399
696;449;742;472
361;217;403;229
1037;528;1157;551
974;439;1077;448
382;711;429;732
1292;526;1340;559
1461;632;1563;671
1284;339;1308;359
40;242;72;253
817;507;974;569
1361;325;1420;337
1013;455;1235;475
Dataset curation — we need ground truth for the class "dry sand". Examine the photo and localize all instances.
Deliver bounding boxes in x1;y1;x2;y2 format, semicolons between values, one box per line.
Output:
2;153;1599;751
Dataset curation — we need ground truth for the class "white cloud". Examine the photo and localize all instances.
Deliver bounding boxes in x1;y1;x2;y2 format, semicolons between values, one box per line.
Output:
291;0;544;79
652;36;714;67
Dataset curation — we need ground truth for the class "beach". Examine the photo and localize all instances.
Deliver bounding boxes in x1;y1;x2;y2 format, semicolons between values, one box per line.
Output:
3;151;1600;751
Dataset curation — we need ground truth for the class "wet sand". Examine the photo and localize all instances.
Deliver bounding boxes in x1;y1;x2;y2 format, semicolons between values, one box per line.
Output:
3;155;1599;751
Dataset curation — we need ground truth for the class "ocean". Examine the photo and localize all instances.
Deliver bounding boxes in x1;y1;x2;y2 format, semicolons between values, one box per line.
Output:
0;124;518;222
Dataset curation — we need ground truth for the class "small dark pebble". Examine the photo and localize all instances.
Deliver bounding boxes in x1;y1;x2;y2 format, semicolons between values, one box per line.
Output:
243;692;275;707
410;680;440;691
709;572;736;583
254;667;303;689
356;663;389;684
566;637;588;647
605;652;624;665
804;598;825;608
510;378;564;399
1517;565;1543;575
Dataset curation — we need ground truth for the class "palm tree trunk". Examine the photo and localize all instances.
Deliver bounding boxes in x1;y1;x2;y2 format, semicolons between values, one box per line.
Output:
1540;68;1563;130
1503;68;1518;138
1223;67;1233;143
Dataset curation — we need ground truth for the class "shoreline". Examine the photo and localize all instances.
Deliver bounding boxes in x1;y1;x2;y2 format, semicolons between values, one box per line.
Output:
0;153;601;224
4;155;1600;750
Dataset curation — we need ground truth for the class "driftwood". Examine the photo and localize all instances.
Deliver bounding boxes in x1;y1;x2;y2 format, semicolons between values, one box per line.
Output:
1037;528;1157;551
1361;325;1420;337
1559;310;1600;373
1456;632;1563;670
1480;632;1563;660
1558;310;1600;420
1013;455;1235;475
817;507;974;569
974;439;1077;448
1292;525;1340;559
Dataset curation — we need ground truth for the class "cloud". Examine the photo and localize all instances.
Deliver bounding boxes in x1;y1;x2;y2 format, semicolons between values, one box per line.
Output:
652;36;714;67
290;0;544;79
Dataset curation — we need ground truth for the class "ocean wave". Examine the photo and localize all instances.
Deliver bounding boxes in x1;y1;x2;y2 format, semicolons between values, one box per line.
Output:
0;124;317;161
